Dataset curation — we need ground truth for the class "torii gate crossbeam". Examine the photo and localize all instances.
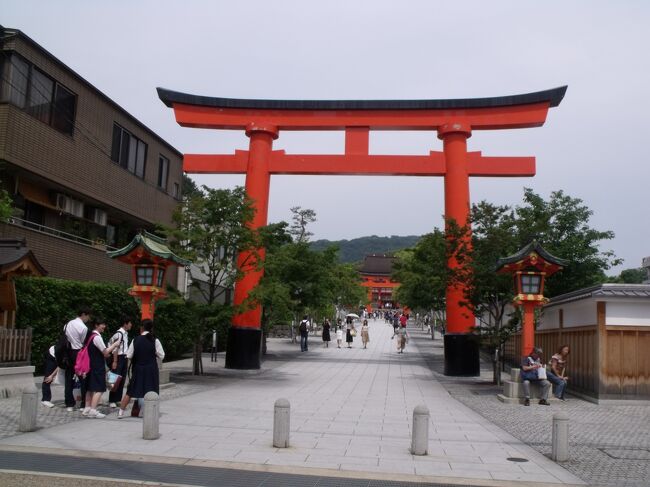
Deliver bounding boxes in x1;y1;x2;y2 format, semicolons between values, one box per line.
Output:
158;86;566;375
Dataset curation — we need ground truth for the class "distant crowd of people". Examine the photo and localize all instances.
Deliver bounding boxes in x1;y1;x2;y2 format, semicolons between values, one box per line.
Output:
42;307;165;419
298;309;411;353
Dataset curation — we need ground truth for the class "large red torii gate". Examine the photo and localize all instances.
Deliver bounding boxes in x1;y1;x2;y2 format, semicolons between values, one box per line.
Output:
158;86;566;374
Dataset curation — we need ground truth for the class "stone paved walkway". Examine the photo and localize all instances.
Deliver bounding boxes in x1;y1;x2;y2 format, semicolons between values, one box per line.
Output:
0;320;581;486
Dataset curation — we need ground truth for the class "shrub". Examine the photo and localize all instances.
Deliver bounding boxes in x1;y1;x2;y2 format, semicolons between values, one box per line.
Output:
15;276;140;374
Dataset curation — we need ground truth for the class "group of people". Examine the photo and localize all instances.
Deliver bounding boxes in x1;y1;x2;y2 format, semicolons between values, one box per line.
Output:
299;311;410;353
520;344;571;405
42;307;165;419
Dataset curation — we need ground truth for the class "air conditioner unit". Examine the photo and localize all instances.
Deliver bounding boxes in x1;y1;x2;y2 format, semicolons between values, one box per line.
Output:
90;208;107;226
56;193;72;213
55;193;84;217
69;199;84;218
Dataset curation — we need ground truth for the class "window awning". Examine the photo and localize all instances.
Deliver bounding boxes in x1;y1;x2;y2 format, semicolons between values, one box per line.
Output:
18;181;59;211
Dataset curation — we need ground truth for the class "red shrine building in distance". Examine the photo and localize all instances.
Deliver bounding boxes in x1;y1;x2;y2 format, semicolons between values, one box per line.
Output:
359;254;400;311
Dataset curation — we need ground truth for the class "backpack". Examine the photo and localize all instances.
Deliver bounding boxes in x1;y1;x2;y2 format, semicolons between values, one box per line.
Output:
299;321;307;334
74;332;94;378
54;324;71;369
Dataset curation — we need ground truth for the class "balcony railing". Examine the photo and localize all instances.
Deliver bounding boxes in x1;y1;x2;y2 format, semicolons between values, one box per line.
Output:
0;327;32;364
6;217;118;251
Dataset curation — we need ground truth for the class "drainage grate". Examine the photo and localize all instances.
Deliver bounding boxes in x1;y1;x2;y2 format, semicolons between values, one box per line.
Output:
600;448;650;460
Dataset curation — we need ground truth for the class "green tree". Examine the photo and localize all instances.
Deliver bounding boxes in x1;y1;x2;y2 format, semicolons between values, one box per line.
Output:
253;210;365;348
165;185;259;374
607;267;646;284
289;206;317;243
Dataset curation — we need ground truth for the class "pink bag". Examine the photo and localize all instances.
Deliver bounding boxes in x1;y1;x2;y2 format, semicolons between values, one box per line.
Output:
74;333;93;377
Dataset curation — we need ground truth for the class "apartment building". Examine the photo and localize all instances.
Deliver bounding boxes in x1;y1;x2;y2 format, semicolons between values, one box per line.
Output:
0;27;183;285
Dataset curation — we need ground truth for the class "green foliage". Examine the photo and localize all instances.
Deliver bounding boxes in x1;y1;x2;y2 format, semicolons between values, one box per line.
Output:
310;235;421;263
14;276;140;373
254;214;365;330
607;267;646;284
289;206;316;243
163;185;259;374
153;298;198;361
514;188;621;297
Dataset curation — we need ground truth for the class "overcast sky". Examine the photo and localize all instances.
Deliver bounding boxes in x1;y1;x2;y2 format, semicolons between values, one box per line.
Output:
4;1;649;274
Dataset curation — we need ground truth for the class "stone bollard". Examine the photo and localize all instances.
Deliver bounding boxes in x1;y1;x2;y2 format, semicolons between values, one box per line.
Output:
18;385;38;432
552;412;569;462
143;391;160;440
411;404;430;455
273;398;290;448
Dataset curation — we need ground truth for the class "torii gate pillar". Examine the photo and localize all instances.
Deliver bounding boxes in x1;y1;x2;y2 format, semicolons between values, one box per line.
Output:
158;86;566;374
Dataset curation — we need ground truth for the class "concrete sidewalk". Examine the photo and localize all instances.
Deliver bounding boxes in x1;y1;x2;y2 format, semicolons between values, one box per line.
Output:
0;320;583;486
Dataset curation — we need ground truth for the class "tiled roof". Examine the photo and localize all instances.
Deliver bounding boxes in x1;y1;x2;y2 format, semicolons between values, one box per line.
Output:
547;284;650;307
359;255;395;275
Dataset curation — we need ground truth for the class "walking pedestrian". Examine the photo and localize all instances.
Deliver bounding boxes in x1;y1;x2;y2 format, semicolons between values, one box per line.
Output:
81;317;122;418
336;324;343;348
361;319;370;349
396;326;409;353
322;319;331;348
64;307;91;412
392;313;399;337
118;319;165;419
299;315;309;352
345;316;355;348
41;345;58;408
106;316;133;407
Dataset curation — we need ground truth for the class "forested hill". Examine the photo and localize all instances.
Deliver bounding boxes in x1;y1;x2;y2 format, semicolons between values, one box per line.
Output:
310;235;421;263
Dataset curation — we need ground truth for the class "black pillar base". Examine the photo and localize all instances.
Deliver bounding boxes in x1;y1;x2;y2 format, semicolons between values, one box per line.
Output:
444;333;480;376
225;327;262;370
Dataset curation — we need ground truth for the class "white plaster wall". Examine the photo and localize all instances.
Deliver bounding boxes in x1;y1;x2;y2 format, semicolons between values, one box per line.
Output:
562;300;598;327
539;307;561;330
606;300;650;326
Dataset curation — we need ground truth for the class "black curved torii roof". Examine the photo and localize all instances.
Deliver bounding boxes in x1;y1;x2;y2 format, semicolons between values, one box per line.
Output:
157;86;567;111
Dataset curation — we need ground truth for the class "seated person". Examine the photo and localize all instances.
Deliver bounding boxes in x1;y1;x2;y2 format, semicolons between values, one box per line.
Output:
520;346;551;406
547;345;570;401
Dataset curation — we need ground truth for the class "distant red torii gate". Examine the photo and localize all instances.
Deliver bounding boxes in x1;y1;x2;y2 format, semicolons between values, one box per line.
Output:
158;86;566;374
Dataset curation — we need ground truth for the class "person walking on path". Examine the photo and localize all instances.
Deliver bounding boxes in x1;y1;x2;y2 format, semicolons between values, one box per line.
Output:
392;313;399;337
81;318;122;418
361;319;370;349
547;345;570;400
321;319;331;348
399;312;408;328
118;319;165;419
336;324;343;348
64;307;91;412
107;316;133;408
520;346;552;406
41;345;58;408
396;326;409;353
299;315;309;352
345;316;355;348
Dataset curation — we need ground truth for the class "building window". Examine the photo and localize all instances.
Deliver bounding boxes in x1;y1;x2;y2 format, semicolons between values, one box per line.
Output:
0;54;76;135
157;155;169;190
172;182;180;199
111;124;147;178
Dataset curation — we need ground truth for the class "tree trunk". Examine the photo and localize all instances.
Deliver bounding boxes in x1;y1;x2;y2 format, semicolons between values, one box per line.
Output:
193;340;203;375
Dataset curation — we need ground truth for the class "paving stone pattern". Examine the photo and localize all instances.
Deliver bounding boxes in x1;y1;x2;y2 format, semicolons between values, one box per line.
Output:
414;333;650;487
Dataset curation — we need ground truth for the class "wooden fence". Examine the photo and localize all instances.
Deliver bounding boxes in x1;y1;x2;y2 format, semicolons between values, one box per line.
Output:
504;324;650;399
0;328;32;364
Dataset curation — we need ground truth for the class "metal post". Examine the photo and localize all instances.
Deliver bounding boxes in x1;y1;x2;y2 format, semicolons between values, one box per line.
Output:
18;385;38;432
143;391;160;440
273;398;290;448
552;412;569;462
411;404;430;455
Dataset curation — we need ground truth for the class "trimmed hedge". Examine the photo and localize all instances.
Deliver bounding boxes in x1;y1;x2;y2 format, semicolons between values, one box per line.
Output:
15;277;141;374
14;277;197;373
